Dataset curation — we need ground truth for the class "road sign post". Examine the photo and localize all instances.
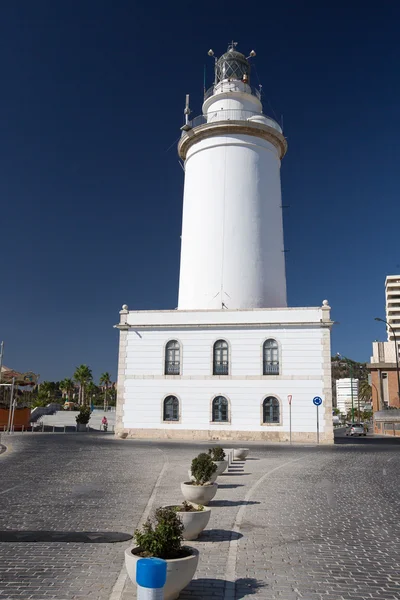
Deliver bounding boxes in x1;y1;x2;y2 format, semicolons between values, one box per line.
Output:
313;397;323;444
287;395;292;443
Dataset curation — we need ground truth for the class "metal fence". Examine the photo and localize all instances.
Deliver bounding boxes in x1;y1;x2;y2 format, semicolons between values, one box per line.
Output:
204;83;261;101
187;109;282;133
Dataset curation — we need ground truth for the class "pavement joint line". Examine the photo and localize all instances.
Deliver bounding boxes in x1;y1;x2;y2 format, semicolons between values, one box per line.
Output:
223;455;305;600
108;447;168;600
0;484;23;496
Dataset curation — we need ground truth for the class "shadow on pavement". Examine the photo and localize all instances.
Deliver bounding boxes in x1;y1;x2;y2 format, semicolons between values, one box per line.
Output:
217;483;245;489
198;529;243;542
209;499;260;507
335;435;400;446
180;577;267;599
0;531;133;543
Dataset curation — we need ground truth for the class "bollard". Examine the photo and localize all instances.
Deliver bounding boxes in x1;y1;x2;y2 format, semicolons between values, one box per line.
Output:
136;557;167;600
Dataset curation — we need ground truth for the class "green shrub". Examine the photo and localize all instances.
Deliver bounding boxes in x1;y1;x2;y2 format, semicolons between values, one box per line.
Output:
134;507;186;559
208;446;226;461
191;452;217;485
75;406;91;424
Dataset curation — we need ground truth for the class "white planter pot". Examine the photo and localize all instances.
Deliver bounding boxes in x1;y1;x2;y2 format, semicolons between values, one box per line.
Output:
76;423;87;432
188;470;217;483
165;503;211;540
181;482;218;506
125;546;199;600
233;448;249;460
213;460;228;475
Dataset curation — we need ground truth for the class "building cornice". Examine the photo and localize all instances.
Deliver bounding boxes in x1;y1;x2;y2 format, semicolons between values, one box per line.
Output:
367;362;398;369
178;120;287;160
114;320;333;331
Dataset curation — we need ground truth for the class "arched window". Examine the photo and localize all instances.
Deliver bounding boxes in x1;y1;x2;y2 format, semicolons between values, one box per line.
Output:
165;340;180;375
263;339;279;375
163;396;179;421
213;340;229;375
263;396;280;423
212;396;229;422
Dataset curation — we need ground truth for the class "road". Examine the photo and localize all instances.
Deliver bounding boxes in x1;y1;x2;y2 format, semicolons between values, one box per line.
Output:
0;433;399;600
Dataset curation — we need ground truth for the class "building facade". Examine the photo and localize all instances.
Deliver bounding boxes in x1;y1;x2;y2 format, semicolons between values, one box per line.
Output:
368;341;400;411
385;275;400;343
335;378;359;416
115;44;334;443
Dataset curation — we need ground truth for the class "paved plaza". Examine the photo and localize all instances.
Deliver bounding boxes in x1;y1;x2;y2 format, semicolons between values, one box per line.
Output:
0;433;399;600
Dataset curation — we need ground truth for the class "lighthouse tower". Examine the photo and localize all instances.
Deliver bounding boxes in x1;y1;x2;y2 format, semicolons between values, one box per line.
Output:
177;43;288;310
115;43;334;444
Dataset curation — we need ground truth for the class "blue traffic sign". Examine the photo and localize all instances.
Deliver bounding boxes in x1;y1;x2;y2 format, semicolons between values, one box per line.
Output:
313;396;322;406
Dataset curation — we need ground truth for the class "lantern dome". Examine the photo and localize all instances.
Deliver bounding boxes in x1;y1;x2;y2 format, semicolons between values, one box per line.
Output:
215;46;250;84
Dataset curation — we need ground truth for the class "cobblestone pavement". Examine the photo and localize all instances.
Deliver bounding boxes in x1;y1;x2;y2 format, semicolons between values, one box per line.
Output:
0;434;399;600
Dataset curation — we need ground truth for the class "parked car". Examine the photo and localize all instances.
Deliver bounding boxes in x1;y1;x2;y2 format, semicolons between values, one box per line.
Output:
345;423;366;437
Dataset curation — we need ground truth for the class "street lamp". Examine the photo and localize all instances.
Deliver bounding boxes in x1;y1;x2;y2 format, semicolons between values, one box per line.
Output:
374;317;400;404
337;353;355;422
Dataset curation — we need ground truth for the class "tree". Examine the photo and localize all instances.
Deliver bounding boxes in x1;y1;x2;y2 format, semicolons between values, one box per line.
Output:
85;381;99;407
59;378;75;402
73;365;93;406
99;372;112;412
359;380;372;403
38;381;58;401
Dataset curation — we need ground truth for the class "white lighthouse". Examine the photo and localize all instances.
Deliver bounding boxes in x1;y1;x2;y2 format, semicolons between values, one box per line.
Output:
178;44;287;310
115;43;334;444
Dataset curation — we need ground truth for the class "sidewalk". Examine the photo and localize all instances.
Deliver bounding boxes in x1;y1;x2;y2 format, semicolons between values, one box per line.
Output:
119;450;302;600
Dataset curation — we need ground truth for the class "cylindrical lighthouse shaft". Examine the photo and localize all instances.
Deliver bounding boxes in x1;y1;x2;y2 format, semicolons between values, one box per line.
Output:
177;132;287;310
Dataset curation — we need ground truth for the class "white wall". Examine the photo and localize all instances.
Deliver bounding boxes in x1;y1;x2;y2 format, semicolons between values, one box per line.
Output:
122;325;327;433
178;133;287;310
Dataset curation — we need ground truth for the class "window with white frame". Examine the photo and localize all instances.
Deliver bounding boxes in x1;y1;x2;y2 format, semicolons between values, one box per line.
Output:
263;396;280;423
165;340;180;375
163;395;179;421
213;340;229;375
212;396;229;422
263;339;279;375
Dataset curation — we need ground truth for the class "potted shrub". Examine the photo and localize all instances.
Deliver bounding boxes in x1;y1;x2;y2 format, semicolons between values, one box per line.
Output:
75;406;91;432
233;448;250;460
125;507;199;600
181;453;218;506
163;501;211;540
208;446;228;475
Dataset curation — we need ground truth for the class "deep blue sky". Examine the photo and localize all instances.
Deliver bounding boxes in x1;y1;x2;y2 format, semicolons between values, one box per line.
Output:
1;1;398;382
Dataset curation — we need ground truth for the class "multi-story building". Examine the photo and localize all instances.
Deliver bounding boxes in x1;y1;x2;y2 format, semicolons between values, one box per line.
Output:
385;275;400;343
335;378;359;416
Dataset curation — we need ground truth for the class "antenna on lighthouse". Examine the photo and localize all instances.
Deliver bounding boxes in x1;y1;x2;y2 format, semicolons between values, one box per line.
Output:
184;94;190;125
181;94;192;132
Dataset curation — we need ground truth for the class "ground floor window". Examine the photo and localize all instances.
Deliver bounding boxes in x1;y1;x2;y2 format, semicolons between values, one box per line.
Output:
263;396;280;423
163;396;179;421
212;396;229;422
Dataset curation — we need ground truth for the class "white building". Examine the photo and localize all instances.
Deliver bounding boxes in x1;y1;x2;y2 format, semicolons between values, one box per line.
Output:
115;44;334;443
336;378;359;416
385;275;400;343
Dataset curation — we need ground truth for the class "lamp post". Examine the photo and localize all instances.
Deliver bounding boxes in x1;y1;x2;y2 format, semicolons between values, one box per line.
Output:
337;353;354;422
374;317;400;405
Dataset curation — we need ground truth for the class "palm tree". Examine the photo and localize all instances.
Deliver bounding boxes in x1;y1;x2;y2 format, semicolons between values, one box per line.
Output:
99;372;112;412
59;378;75;402
85;381;98;408
38;381;56;401
359;380;372;403
73;365;93;406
